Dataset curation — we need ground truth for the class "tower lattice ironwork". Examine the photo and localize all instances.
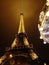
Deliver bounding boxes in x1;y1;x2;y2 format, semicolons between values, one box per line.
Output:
0;13;39;65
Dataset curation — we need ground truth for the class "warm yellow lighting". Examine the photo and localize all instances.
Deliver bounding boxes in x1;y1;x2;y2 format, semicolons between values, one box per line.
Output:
30;50;38;60
47;0;49;2
0;58;2;64
18;13;25;34
24;37;30;47
0;55;6;64
9;54;13;58
11;39;17;48
44;63;47;65
1;55;6;61
30;52;38;60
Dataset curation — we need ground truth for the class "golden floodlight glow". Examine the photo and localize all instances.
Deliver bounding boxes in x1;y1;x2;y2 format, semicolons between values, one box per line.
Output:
0;58;2;64
30;50;38;60
18;13;25;34
47;0;49;2
44;63;47;65
9;54;13;58
0;55;6;64
11;39;17;48
11;13;25;49
24;37;30;47
30;52;38;60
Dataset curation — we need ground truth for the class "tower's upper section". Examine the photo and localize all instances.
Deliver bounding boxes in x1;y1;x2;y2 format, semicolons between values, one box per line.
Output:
18;13;25;34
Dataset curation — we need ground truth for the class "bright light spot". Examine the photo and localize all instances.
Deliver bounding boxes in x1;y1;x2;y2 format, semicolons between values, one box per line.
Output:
9;54;13;58
39;27;43;31
46;11;49;16
40;36;43;39
47;0;49;2
44;63;47;65
44;41;47;44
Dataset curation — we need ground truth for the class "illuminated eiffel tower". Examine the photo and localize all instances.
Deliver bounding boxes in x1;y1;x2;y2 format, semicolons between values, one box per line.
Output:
0;13;38;65
11;13;38;60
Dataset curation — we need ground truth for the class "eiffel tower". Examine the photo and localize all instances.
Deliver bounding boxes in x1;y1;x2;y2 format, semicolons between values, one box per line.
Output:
0;13;39;65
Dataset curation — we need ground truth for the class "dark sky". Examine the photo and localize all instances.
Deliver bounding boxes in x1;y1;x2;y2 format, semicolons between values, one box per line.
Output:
0;0;49;61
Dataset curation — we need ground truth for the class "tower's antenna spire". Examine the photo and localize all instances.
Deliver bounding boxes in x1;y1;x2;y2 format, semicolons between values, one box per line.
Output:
18;13;25;34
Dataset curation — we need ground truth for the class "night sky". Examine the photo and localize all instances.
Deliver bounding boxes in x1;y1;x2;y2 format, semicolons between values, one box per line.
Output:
0;0;49;62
